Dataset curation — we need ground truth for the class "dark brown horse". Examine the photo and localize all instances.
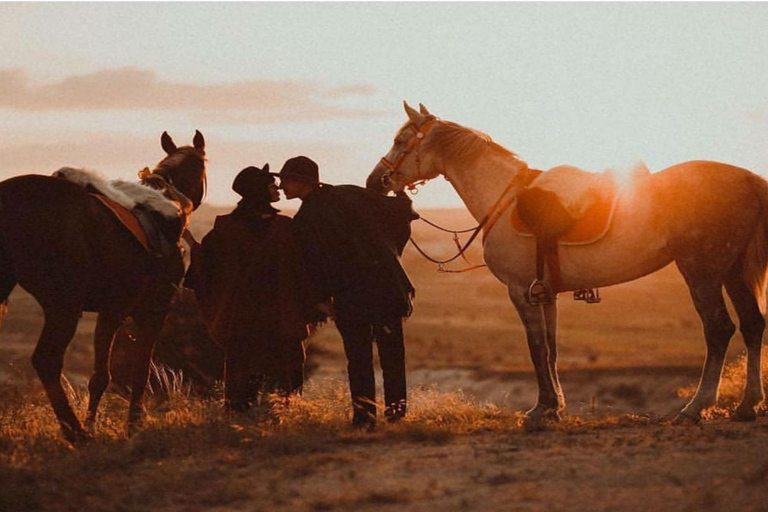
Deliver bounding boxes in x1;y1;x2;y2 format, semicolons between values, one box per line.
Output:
0;131;207;443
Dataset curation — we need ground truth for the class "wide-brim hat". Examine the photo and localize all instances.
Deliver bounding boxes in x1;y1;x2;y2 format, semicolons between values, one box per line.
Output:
276;156;321;184
232;164;278;198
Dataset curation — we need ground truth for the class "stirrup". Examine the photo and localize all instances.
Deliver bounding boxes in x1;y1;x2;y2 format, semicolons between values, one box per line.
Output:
527;279;553;306
574;288;601;304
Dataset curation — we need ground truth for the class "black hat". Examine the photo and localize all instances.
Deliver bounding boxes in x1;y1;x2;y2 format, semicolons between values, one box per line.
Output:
232;164;276;198
277;156;320;184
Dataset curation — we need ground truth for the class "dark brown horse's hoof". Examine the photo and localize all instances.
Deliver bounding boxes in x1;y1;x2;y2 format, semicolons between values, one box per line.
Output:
62;425;94;446
126;419;146;438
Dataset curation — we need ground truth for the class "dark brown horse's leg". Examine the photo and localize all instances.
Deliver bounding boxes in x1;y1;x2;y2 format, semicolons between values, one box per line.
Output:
125;312;164;434
85;313;123;432
724;268;766;421
0;243;17;329
510;286;563;426
676;279;735;422
32;308;90;443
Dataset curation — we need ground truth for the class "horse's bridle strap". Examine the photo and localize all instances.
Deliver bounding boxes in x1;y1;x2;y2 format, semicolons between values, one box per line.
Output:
408;166;533;269
138;168;194;225
379;118;437;177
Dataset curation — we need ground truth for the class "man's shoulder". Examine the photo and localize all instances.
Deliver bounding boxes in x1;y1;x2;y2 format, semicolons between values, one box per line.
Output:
211;213;237;229
273;213;293;224
329;184;374;198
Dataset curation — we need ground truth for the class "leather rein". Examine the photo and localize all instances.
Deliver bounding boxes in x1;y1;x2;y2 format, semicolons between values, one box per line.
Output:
378;118;533;273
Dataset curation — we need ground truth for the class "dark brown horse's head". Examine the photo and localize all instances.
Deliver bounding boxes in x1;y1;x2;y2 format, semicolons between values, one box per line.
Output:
152;130;208;210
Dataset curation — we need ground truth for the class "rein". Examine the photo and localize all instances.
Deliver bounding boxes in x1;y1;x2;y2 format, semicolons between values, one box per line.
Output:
408;168;533;273
378;116;534;272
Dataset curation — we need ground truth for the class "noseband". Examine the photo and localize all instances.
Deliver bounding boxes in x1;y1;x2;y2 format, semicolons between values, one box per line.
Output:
379;117;438;193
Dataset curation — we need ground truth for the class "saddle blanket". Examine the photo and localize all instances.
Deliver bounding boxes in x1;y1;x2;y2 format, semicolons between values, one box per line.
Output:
92;194;152;253
53;167;181;256
511;165;619;245
53;167;180;219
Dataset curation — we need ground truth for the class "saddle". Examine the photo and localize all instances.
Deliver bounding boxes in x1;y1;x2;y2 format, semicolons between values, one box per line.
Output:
510;166;620;305
53;167;183;259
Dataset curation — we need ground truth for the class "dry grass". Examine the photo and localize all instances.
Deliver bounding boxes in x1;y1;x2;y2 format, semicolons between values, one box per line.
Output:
0;376;526;512
3;208;768;511
676;353;768;418
2;376;767;512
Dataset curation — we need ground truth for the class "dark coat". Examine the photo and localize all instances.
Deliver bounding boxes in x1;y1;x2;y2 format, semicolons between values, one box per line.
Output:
186;212;312;385
292;185;418;320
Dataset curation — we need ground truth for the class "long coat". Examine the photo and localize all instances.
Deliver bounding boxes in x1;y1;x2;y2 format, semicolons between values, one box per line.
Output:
292;185;418;320
186;212;312;387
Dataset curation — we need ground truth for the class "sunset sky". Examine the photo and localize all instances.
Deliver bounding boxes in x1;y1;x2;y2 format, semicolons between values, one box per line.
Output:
2;2;768;207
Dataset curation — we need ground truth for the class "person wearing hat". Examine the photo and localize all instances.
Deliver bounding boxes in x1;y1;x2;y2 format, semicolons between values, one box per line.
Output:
278;155;418;429
185;164;315;412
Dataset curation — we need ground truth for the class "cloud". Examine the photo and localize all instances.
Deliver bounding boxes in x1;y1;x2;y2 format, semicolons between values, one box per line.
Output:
0;130;377;205
0;68;382;123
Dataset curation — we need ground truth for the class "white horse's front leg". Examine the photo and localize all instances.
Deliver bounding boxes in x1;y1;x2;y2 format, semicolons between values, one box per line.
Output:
508;285;565;426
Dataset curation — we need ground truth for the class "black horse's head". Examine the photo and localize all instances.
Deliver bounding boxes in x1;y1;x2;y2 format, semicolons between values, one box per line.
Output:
152;130;207;211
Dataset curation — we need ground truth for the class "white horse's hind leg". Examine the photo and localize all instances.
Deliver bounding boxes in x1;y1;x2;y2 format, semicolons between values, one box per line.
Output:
724;268;766;421
508;285;564;424
676;279;736;422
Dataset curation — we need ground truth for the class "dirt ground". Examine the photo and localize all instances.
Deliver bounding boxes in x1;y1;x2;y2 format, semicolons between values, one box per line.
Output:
2;206;767;512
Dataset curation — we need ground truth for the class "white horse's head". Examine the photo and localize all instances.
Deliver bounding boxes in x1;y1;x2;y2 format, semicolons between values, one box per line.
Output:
367;101;443;194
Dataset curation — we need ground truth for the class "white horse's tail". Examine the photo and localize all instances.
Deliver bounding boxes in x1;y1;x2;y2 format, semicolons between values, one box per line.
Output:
743;174;768;313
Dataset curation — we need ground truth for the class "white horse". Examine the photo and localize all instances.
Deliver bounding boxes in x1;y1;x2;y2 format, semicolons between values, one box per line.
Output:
367;102;767;425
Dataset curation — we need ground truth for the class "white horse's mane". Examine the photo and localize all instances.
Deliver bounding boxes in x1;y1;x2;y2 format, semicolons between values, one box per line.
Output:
423;120;524;169
52;167;181;219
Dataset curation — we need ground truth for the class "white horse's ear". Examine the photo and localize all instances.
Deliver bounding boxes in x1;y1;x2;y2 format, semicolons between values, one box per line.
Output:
419;103;432;116
161;131;177;155
403;101;425;124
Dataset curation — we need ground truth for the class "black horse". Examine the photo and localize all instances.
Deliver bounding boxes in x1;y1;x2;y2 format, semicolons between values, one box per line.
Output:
0;131;207;442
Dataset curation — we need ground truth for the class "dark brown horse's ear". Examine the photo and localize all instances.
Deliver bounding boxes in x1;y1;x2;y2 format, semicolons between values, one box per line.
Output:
193;130;205;153
161;131;177;155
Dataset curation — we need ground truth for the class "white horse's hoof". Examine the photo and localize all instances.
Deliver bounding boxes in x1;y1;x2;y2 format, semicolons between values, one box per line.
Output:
671;411;700;425
523;406;561;431
732;405;757;422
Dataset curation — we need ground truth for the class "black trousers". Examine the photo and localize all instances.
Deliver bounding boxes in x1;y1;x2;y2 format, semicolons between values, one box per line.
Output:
334;310;407;423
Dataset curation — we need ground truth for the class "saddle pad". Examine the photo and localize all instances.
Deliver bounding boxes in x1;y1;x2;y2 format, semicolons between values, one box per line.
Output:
93;194;151;253
511;187;619;245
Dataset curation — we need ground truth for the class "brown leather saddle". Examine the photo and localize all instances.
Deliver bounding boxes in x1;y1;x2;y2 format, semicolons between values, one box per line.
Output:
510;181;618;305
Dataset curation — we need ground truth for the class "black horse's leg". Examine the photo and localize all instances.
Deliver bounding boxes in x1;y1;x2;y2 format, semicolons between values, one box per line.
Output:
85;312;123;432
676;277;735;422
509;285;563;425
724;267;766;421
32;307;90;443
0;243;17;329
125;311;164;434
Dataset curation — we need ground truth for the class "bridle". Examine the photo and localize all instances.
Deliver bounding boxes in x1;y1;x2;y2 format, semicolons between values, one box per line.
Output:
378;116;438;194
377;115;535;272
138;167;194;226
